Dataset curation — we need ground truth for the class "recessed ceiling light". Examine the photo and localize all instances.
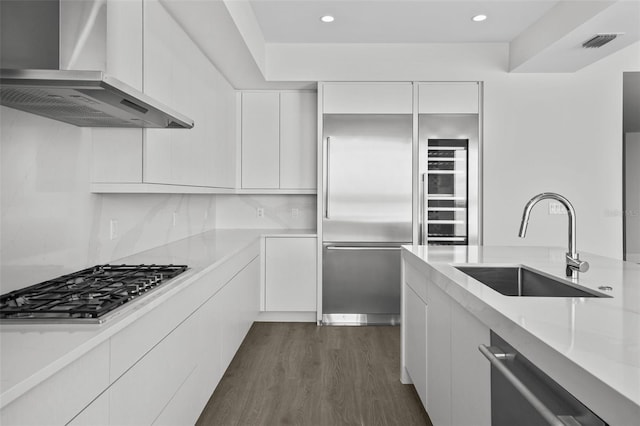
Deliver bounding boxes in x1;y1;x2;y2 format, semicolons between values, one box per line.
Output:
320;15;335;23
472;14;487;22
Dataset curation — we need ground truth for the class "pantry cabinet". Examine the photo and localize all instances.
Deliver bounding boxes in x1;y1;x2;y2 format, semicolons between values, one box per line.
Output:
263;236;317;312
240;91;317;191
402;256;490;426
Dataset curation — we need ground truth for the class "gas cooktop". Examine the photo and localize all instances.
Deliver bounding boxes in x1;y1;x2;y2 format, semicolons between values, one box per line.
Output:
0;264;188;323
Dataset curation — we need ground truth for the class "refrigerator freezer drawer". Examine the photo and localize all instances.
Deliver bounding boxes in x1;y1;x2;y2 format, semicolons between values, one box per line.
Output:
322;243;406;325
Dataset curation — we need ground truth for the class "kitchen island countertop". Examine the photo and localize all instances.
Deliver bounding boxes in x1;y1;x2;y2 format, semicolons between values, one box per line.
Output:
401;245;640;425
0;228;315;409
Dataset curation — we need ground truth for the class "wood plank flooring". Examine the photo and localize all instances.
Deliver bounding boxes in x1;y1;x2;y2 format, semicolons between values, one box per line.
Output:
196;322;432;426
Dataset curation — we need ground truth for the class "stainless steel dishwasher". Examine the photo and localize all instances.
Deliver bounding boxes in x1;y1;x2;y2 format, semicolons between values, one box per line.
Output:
480;332;607;426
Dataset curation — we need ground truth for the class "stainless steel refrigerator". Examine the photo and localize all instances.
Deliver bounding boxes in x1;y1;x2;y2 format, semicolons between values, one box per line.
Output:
322;114;412;325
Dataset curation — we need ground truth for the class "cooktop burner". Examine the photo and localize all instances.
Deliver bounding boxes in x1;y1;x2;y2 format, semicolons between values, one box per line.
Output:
0;264;188;323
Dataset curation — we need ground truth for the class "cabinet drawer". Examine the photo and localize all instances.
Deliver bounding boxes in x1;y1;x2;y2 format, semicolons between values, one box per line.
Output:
109;311;198;426
1;342;109;426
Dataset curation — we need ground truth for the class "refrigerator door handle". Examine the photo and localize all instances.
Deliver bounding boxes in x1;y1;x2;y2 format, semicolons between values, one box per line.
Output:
325;136;331;219
421;172;428;244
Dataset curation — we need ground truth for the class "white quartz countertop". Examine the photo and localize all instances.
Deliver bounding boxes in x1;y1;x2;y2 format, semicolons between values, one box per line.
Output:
402;245;640;424
0;228;315;409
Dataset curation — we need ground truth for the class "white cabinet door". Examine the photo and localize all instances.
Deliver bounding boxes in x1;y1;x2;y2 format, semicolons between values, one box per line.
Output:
144;0;236;188
404;284;428;408
105;0;143;90
450;301;491;426
323;83;413;114
425;280;452;426
280;92;317;189
92;0;236;190
418;82;479;113
241;92;281;188
265;237;317;311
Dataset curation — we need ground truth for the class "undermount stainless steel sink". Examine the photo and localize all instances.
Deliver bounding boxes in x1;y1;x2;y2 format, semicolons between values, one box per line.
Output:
454;266;607;298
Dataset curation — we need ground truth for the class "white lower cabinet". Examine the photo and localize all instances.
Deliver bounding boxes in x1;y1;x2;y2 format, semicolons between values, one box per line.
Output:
67;391;109;426
264;237;317;312
404;285;428;407
108;310;198;426
425;280;453;426
23;251;260;426
0;342;110;426
403;259;490;426
108;256;260;425
450;301;491;426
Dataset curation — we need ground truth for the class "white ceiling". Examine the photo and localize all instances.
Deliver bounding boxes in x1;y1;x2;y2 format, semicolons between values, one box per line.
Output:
249;0;559;44
163;0;640;88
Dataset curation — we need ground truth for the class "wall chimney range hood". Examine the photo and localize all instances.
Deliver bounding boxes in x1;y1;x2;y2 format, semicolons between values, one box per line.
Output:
0;0;194;129
0;69;194;128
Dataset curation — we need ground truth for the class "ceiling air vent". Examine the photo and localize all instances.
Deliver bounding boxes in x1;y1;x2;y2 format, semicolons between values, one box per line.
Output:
582;34;618;48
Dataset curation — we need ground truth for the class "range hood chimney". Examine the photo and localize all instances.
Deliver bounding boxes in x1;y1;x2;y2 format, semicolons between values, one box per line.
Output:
0;0;194;129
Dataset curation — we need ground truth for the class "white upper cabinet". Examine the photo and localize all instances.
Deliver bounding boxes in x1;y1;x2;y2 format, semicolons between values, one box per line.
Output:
418;82;479;114
280;92;318;189
104;0;143;90
91;0;236;192
143;0;236;188
241;92;281;189
323;83;413;114
240;91;317;191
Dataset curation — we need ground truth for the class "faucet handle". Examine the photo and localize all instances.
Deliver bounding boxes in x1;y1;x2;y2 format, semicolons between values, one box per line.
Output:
566;253;589;276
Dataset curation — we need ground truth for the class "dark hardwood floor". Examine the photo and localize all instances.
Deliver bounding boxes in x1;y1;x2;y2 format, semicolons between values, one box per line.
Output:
196;322;432;426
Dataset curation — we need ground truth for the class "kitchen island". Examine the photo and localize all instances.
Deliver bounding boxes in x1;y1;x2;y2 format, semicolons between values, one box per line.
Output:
0;228;315;425
401;245;640;426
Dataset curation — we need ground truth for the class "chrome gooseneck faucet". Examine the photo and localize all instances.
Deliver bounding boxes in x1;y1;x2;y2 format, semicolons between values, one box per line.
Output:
518;192;589;279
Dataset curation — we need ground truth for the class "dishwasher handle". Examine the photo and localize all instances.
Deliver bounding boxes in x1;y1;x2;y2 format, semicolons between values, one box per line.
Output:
478;344;581;426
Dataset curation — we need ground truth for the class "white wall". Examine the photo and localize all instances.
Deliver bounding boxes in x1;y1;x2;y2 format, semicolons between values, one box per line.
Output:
267;41;640;259
215;195;316;229
482;44;637;259
0;107;216;293
625;132;640;262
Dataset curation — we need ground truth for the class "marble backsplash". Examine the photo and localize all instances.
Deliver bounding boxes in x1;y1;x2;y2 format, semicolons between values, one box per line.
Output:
1;107;316;294
1;108;217;293
215;194;316;230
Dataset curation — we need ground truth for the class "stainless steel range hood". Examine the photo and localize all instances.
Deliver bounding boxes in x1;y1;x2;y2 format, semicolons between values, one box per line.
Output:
0;0;194;129
0;69;194;128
